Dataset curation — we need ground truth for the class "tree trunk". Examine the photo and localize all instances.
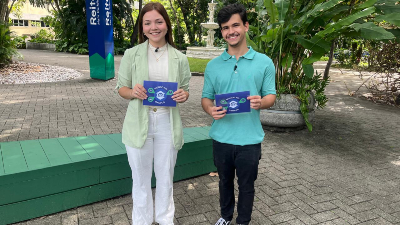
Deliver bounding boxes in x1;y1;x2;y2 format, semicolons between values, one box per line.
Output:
130;0;142;47
176;0;195;44
0;0;10;24
168;0;181;47
324;40;335;80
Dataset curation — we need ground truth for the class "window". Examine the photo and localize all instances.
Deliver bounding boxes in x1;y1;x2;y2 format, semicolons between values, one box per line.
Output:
40;21;49;27
31;20;41;27
12;19;28;27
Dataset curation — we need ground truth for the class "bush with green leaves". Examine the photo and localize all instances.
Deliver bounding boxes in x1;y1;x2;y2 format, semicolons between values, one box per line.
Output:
55;40;88;55
114;40;131;55
12;35;28;49
35;0;134;55
248;0;400;131
213;37;227;49
29;29;55;44
356;41;400;105
335;38;367;67
0;23;20;68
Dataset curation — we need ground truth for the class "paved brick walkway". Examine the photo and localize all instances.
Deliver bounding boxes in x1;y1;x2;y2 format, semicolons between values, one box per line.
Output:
2;49;400;225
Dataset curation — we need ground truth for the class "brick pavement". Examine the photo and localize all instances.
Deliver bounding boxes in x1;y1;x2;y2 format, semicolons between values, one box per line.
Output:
1;49;400;224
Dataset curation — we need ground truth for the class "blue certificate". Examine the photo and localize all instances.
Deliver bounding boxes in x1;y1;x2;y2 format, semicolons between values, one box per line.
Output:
215;91;251;114
143;81;178;107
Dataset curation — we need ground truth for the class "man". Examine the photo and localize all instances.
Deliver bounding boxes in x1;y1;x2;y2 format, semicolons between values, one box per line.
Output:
201;3;276;225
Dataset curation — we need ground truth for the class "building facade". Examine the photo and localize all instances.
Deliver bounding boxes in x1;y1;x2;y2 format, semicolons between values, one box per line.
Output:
9;0;51;37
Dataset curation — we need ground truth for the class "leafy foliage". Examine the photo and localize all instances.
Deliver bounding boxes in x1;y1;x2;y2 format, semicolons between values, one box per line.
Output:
0;23;20;68
29;29;55;44
12;34;28;49
175;0;209;44
247;0;400;131
32;0;134;54
356;41;400;106
39;0;88;54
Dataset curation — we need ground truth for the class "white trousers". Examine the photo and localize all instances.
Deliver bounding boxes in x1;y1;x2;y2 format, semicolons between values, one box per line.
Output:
125;110;178;225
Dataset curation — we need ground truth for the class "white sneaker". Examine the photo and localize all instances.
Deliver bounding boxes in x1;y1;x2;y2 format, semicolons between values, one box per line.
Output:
215;218;231;225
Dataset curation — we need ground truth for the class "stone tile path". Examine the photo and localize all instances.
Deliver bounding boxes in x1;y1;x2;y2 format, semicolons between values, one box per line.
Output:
1;49;399;225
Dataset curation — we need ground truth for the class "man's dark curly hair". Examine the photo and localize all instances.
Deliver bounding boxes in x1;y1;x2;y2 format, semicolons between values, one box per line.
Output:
217;3;248;28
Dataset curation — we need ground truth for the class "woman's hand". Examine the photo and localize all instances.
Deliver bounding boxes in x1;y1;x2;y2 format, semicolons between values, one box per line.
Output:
172;89;189;103
131;84;148;100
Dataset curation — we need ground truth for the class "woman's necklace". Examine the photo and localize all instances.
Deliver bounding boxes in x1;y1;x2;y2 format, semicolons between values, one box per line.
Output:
150;44;167;62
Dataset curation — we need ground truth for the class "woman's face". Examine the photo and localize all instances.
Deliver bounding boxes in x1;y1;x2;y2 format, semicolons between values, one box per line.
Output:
142;10;168;47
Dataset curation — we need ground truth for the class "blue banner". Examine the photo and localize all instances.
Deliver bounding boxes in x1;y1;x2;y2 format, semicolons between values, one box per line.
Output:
85;0;115;80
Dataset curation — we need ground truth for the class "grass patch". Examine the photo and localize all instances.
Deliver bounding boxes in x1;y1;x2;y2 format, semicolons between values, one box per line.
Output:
319;56;329;61
188;57;211;73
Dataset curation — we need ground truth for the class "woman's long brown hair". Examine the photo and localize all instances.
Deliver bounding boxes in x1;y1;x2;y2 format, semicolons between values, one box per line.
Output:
138;2;175;48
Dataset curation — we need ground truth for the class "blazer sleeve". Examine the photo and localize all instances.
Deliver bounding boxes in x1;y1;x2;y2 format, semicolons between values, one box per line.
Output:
115;49;133;91
179;55;191;92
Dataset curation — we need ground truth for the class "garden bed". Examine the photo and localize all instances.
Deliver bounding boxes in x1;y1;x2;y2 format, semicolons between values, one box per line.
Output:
26;42;56;51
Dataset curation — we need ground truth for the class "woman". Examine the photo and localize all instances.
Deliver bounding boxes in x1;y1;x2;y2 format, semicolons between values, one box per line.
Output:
115;2;191;224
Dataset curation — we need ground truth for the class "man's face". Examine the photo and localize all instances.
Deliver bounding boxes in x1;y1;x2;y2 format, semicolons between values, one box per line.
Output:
220;14;249;48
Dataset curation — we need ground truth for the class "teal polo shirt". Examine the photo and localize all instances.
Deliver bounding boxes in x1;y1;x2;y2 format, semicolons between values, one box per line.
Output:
202;47;276;146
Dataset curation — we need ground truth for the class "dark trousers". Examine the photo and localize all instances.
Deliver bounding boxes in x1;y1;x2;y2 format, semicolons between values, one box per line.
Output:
213;140;261;225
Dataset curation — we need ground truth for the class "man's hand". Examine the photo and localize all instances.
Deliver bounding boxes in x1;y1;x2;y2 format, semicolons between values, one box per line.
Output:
247;95;262;110
172;89;189;103
201;98;226;120
210;106;227;120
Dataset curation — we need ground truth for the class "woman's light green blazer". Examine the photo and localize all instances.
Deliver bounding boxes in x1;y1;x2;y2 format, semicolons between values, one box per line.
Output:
115;40;191;150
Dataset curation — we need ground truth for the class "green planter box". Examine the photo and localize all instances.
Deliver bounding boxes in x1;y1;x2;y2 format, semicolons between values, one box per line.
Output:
0;126;215;225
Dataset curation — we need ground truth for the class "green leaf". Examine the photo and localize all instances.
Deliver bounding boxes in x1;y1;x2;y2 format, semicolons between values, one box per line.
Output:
295;0;342;28
350;22;395;40
249;25;260;34
167;90;174;95
246;33;259;52
239;98;247;103
321;5;349;20
294;35;331;54
264;28;279;43
341;30;362;38
306;121;313;131
303;52;325;65
148;97;154;102
275;0;289;23
356;0;377;10
302;64;314;78
387;29;400;41
317;7;376;37
264;0;278;23
375;0;400;14
281;53;293;69
148;88;155;94
220;100;227;104
375;14;400;27
307;0;343;17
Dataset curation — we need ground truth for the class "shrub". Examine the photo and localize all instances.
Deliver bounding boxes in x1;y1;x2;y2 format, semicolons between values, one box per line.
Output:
0;23;21;68
12;35;28;49
114;40;131;55
54;39;87;54
29;29;55;44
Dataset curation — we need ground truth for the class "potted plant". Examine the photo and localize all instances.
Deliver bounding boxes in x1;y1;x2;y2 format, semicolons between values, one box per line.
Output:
247;0;399;131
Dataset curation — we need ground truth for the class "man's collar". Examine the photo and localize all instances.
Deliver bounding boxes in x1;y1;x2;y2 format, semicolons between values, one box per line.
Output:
242;47;256;59
221;47;256;61
221;49;232;61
